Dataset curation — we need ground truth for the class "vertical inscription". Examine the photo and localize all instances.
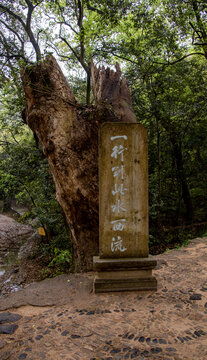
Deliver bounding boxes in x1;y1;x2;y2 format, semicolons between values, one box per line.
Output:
110;135;128;253
99;123;149;259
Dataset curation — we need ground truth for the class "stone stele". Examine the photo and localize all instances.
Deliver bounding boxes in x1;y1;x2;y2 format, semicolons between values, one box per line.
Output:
93;123;157;292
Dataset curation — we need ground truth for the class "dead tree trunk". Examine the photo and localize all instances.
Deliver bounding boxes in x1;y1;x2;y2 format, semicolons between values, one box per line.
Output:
21;55;136;271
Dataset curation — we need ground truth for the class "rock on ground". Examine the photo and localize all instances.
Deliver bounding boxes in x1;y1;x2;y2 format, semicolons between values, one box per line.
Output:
0;215;33;251
0;214;42;297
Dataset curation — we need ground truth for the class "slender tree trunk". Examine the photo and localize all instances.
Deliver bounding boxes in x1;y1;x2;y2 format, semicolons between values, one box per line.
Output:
86;67;91;105
156;117;161;226
175;183;182;226
192;0;207;60
170;135;193;223
21;55;136;271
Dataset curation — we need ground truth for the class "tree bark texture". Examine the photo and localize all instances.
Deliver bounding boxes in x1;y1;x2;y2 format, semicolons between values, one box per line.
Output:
21;55;136;271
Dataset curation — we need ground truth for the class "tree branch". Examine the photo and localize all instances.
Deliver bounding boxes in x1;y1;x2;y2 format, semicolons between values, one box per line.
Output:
60;20;78;35
0;19;25;46
192;0;207;39
111;51;140;65
193;42;207;46
0;4;25;28
0;28;29;64
25;1;41;61
0;2;41;61
189;20;203;41
153;52;206;65
59;35;88;73
85;0;104;15
25;0;44;9
48;43;73;62
51;1;79;35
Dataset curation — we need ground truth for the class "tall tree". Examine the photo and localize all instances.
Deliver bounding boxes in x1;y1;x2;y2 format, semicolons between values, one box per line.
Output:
42;0;92;104
162;0;207;61
0;0;42;64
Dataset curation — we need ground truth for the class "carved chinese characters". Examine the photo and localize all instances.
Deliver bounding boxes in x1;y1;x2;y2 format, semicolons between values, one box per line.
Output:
99;123;149;259
110;136;128;253
94;123;157;292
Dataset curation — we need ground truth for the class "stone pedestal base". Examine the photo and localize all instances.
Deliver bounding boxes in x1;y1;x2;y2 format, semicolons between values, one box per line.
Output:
93;256;157;293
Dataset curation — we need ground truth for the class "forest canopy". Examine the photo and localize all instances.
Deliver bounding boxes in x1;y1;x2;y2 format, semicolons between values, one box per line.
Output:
0;0;207;270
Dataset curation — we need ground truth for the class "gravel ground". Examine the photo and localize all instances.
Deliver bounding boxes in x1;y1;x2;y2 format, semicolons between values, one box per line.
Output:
0;236;207;359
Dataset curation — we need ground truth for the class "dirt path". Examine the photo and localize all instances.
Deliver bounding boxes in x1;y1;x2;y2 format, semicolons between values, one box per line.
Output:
0;236;207;360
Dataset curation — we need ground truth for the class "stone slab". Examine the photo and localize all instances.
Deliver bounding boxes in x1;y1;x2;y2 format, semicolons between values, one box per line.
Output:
94;276;157;293
93;256;157;293
95;270;153;279
93;256;157;271
99;123;148;259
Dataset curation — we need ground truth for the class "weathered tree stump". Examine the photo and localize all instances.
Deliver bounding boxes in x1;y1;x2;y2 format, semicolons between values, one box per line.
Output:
21;55;136;271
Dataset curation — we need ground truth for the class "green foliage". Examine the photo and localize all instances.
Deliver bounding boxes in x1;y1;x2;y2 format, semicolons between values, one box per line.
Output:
175;238;190;249
0;0;207;260
49;249;71;269
149;222;207;255
0;130;72;268
0;81;71;273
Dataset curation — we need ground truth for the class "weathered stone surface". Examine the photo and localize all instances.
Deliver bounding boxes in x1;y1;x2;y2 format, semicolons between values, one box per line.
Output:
99;123;149;259
93;256;157;271
0;312;22;324
0;215;33;251
94;277;157;293
93;256;157;291
0;324;18;334
94;123;157;292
